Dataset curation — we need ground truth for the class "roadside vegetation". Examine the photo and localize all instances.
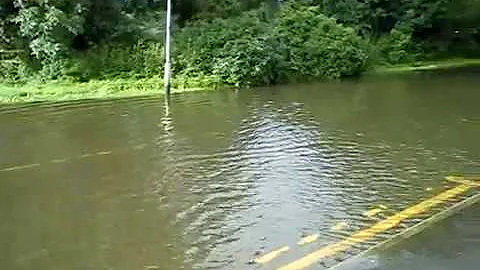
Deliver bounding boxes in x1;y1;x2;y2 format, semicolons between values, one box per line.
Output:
1;0;480;102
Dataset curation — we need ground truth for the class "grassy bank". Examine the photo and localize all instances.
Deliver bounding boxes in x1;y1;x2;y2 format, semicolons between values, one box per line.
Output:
371;58;480;74
2;58;480;104
0;77;220;104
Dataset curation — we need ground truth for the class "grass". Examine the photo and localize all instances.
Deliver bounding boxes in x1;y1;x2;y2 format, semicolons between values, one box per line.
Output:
371;58;480;74
0;76;220;104
2;58;480;104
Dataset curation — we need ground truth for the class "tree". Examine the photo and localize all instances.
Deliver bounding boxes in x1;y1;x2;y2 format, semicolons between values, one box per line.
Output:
11;0;84;77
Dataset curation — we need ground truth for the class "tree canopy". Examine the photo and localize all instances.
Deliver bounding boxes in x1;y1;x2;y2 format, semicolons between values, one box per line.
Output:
1;0;479;85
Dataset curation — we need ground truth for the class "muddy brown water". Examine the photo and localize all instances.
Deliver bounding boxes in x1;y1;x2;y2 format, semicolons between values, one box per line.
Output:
1;69;479;270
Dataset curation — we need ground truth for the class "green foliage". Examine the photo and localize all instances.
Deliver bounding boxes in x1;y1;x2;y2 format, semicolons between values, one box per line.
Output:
0;50;33;83
0;58;31;83
212;36;285;87
312;0;480;60
12;1;85;78
1;0;480;88
175;5;368;87
175;10;269;74
71;40;164;80
173;73;223;89
275;3;368;79
175;0;274;22
194;0;243;18
423;0;480;57
373;26;415;65
0;20;10;47
175;9;279;87
314;0;448;36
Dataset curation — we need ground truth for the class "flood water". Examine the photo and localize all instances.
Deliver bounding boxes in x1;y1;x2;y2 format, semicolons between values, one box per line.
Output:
1;69;479;270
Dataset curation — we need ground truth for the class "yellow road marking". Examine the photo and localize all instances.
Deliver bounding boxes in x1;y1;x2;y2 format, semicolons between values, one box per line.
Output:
446;176;480;186
0;163;40;172
378;204;388;210
255;246;290;264
298;234;319;246
96;151;112;156
276;184;471;270
331;221;348;231
363;208;383;218
51;158;68;163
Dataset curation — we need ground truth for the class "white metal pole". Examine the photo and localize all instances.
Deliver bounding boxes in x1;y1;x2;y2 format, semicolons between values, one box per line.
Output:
164;0;172;95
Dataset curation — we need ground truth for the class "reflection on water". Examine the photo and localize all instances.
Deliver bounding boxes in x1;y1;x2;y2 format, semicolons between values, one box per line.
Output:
0;70;479;270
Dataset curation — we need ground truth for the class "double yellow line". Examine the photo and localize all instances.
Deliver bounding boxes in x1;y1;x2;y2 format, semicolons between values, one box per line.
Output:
256;176;479;270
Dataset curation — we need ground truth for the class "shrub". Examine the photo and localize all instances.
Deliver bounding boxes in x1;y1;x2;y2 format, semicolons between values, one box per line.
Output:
373;26;415;65
212;36;285;87
175;4;368;87
14;3;370;87
174;9;272;78
0;50;33;83
72;40;164;80
275;3;369;80
0;59;29;82
13;2;84;79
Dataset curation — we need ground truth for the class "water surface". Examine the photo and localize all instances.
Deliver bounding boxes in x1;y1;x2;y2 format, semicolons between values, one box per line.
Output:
1;69;479;270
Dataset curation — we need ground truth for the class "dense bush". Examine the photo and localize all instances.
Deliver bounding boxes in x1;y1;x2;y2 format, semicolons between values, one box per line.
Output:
373;26;415;65
211;35;285;87
0;58;31;83
12;1;84;78
174;4;368;87
174;10;270;76
0;50;33;83
71;40;164;80
275;4;368;79
175;9;287;87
